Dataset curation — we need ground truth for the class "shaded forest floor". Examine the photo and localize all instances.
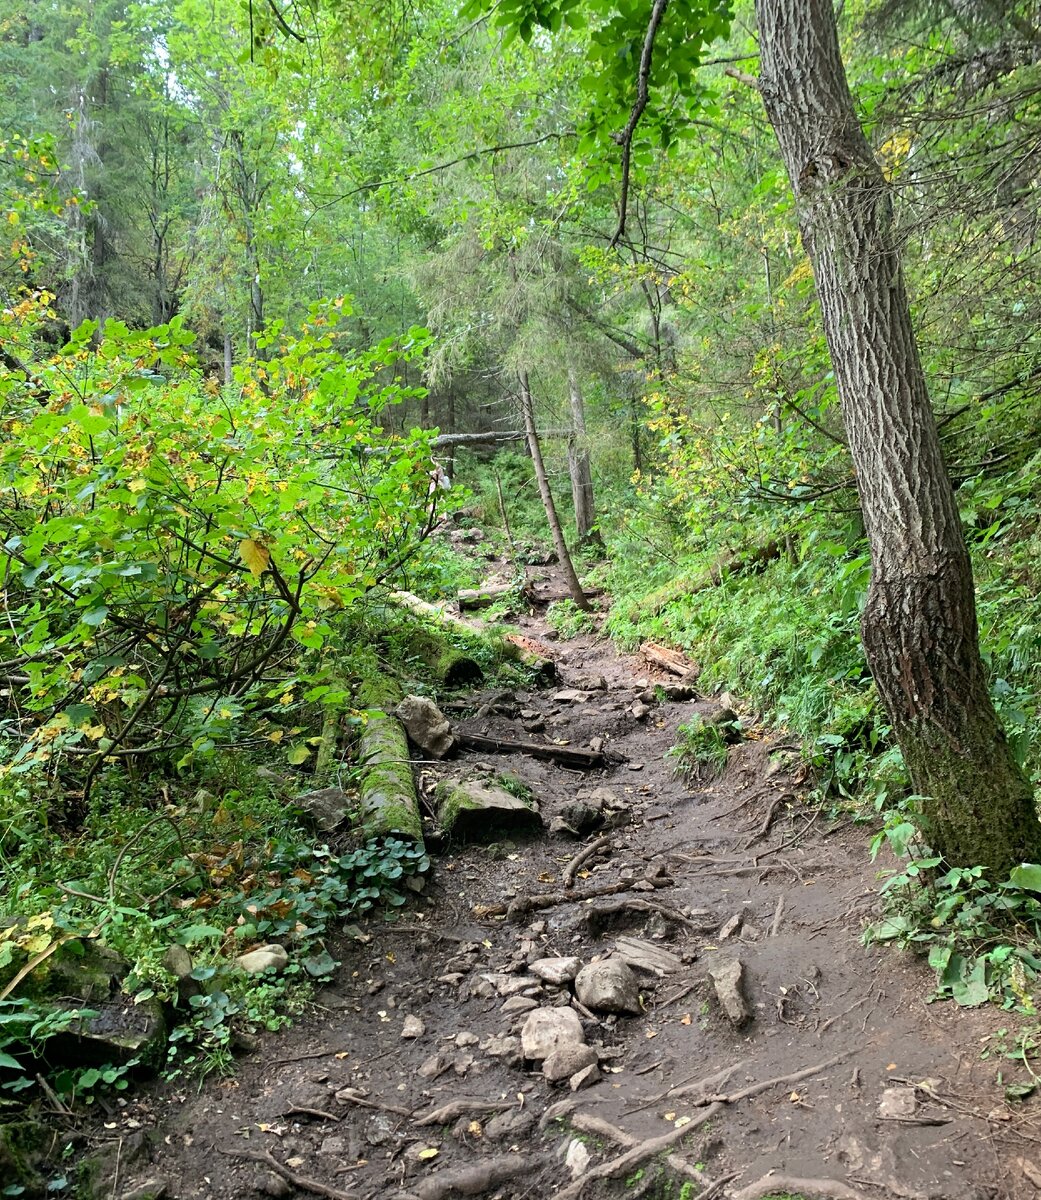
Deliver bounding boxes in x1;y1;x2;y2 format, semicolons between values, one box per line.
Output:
80;567;1041;1200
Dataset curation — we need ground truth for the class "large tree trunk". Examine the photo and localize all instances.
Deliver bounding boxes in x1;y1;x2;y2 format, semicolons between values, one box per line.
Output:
518;370;591;611
756;0;1041;875
566;365;602;550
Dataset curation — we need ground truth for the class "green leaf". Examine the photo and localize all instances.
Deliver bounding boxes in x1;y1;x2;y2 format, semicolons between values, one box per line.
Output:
1009;863;1041;891
0;1051;22;1070
287;744;311;765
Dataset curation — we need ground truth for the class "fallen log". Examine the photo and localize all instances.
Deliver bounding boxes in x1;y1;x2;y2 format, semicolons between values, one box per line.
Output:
457;584;515;611
502;633;557;680
640;642;696;678
355;680;424;844
387;592;485;687
455;730;618;769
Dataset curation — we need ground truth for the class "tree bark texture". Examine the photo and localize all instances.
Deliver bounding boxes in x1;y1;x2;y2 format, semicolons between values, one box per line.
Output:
566;365;602;549
755;0;1041;874
518;370;591;610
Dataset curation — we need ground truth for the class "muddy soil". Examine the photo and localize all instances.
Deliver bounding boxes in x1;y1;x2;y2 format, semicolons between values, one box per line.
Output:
85;573;1041;1200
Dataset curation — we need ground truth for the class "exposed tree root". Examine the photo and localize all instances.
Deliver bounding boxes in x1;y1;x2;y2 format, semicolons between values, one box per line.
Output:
730;1173;872;1200
217;1146;357;1200
562;835;614;887
414;1098;514;1126
553;1101;725;1199
410;1155;545;1200
568;1111;711;1187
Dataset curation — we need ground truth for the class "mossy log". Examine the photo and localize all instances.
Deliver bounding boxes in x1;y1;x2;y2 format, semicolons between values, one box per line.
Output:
457;584;514;610
355;680;424;844
388;591;485;687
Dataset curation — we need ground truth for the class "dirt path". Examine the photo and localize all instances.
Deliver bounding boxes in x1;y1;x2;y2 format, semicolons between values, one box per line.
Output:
98;575;1041;1200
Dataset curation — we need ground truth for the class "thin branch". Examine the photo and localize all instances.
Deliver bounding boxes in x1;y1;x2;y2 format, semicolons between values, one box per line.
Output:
264;0;305;42
610;0;670;249
303;133;573;229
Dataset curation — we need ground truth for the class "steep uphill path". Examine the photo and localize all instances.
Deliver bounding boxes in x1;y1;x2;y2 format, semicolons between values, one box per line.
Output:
98;569;1041;1200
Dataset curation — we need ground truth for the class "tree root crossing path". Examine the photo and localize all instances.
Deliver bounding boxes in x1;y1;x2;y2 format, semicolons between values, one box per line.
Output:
106;575;1041;1200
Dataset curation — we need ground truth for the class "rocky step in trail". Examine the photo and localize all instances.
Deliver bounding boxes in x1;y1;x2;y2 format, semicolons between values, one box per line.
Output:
90;584;1041;1200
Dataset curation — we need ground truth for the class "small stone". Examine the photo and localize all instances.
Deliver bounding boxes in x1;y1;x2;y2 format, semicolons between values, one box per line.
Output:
401;1014;426;1040
574;959;642;1015
418;1054;445;1079
521;1007;586;1060
551;689;590;704
878;1086;917;1118
709;957;752;1027
502;996;540;1015
662;681;697;701
718;913;743;941
482;972;532;997
455;1031;479;1047
234;944;288;974
319;1137;349;1155
543;1043;598;1082
529;957;582;985
256;1172;293;1199
557;802;604;837
482;1034;522;1064
161;945;192;979
589;737;604;753
569;1063;601;1092
631;701;650;720
396;695;455;758
565;1139;591;1178
293;787;350;833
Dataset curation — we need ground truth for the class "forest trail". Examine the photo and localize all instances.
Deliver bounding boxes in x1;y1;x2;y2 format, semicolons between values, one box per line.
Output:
103;568;1041;1200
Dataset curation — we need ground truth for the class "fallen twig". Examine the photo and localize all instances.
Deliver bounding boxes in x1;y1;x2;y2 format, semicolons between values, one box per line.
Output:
217;1146;357;1200
287;1105;340;1122
456;730;621;769
655;982;697;1011
817;996;868;1037
768;894;785;937
563;835;614;887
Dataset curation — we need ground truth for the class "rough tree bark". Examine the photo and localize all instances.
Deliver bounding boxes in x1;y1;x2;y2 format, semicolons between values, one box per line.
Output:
566;364;603;549
755;0;1041;874
518;370;591;610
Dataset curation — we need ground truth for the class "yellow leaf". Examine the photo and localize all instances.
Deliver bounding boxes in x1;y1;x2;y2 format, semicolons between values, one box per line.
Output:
286;745;310;765
417;1148;439;1161
239;538;270;579
128;478;148;493
679;1013;691;1026
468;1120;482;1136
267;730;284;743
664;1111;676;1122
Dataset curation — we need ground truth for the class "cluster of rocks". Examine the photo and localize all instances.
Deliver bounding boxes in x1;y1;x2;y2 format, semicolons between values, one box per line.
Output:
420;945;647;1094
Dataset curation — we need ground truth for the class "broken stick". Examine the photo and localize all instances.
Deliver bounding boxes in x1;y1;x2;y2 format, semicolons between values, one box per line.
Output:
217;1146;357;1200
